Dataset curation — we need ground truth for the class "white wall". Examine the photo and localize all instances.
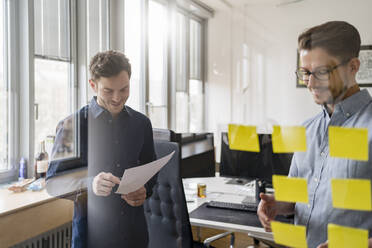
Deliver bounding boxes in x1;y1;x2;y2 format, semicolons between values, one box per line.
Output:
204;0;372;161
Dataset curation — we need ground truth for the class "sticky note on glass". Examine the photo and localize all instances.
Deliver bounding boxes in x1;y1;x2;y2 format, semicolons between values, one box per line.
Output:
271;221;308;248
273;175;308;203
228;124;260;152
272;126;307;153
331;178;372;211
328;224;368;248
329;126;368;161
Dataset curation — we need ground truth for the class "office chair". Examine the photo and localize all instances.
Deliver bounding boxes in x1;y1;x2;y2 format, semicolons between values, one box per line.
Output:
144;141;235;248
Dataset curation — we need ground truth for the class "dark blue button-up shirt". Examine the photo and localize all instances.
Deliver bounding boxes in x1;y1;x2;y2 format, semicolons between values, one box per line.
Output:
47;97;157;248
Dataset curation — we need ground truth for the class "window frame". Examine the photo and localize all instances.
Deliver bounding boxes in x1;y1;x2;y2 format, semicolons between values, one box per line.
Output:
0;0;84;183
0;0;11;182
0;0;35;183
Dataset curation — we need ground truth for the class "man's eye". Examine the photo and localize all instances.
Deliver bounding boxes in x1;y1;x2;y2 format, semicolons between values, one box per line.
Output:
317;69;329;75
300;70;310;76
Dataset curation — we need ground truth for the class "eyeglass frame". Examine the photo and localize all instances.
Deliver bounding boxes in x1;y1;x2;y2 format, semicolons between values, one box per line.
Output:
295;59;351;82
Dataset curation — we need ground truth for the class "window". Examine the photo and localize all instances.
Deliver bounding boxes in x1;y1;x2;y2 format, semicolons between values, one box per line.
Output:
122;0;208;132
189;19;203;132
175;12;188;133
0;0;7;171
87;0;110;100
34;59;72;157
34;0;76;159
148;0;168;128
175;15;204;133
124;0;141;112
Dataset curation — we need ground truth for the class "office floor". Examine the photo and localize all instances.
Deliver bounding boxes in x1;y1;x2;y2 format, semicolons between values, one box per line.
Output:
192;226;270;248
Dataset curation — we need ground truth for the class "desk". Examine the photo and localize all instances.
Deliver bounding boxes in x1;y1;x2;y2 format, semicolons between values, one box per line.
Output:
183;176;275;242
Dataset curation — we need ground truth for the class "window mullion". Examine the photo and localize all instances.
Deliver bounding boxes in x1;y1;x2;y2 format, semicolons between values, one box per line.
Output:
185;14;190;132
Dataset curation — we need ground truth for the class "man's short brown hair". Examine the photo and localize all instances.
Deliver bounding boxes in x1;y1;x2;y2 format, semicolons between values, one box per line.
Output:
89;50;131;81
298;21;361;61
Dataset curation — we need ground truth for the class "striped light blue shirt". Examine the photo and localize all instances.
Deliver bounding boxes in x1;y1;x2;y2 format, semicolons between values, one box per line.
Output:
289;89;372;248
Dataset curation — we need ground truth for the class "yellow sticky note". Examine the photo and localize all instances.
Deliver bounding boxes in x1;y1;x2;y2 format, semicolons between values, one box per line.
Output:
328;224;368;248
273;175;308;203
331;178;372;211
329;126;369;161
272;125;307;153
271;221;307;248
228;124;260;152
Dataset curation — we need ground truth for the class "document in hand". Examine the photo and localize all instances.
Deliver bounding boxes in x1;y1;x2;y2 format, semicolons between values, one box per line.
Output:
115;151;175;194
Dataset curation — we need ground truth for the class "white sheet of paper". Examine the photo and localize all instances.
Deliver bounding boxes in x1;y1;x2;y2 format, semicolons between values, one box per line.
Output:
115;151;175;194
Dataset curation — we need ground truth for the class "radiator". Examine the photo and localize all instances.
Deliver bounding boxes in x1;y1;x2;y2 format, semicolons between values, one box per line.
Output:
11;222;72;248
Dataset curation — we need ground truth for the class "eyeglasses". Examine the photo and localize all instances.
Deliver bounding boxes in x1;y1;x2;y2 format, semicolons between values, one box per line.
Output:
295;59;350;82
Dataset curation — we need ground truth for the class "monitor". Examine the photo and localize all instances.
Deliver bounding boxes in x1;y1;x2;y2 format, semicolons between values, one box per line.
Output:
220;132;293;183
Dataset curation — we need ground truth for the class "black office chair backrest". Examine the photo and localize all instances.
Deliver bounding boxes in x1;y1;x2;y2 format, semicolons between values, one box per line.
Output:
144;141;193;248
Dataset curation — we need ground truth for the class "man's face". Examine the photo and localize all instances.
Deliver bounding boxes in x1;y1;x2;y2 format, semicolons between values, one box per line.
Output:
299;47;350;105
89;70;130;117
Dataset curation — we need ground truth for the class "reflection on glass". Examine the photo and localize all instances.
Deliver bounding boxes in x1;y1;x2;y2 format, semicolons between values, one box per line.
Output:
34;58;73;160
0;1;6;171
148;0;167;128
124;0;141;111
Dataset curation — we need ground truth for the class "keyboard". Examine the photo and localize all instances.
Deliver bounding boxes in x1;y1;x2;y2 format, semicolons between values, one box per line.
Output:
206;201;258;212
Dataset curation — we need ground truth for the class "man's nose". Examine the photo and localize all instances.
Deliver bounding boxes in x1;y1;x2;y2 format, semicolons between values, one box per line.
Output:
112;92;121;102
307;74;316;89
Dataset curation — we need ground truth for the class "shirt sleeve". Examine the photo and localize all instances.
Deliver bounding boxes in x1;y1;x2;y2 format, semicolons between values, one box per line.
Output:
139;118;157;199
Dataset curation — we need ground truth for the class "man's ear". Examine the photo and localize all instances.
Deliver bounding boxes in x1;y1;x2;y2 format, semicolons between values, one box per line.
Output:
89;79;98;92
349;57;360;75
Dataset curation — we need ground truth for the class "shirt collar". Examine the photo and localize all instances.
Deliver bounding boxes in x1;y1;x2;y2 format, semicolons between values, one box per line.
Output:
336;89;371;118
323;89;372;119
89;97;132;119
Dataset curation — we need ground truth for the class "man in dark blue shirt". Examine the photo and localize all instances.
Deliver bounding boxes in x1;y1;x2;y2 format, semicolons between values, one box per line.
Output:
46;51;157;248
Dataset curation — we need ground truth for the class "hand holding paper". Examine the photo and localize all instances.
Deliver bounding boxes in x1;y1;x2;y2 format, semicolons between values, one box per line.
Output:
115;151;175;194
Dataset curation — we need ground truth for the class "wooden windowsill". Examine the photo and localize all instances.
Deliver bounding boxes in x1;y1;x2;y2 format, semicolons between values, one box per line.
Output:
0;187;74;247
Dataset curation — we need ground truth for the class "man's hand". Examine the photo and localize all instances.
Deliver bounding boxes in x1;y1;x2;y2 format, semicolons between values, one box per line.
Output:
92;172;120;196
316;241;328;248
257;193;278;232
121;186;147;207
